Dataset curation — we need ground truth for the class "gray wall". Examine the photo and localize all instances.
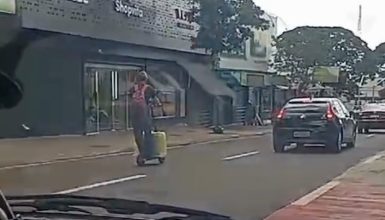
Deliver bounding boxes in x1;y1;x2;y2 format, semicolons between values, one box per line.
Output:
0;31;215;137
0;13;19;45
18;0;203;54
0;40;83;138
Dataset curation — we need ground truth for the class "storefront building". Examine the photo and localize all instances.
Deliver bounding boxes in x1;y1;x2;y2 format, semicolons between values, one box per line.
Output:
217;14;279;122
0;0;234;138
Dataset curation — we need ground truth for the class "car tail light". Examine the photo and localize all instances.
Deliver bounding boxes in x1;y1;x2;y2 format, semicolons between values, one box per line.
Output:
276;108;286;120
326;104;335;120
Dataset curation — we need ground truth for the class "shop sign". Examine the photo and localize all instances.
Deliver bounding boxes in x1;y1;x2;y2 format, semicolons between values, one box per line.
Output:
0;0;16;14
174;8;194;30
68;0;89;4
114;0;143;18
174;8;193;22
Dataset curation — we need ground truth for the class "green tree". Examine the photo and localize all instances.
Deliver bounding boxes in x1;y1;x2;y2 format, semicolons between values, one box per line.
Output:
374;43;385;77
190;0;269;66
272;26;380;95
375;43;385;54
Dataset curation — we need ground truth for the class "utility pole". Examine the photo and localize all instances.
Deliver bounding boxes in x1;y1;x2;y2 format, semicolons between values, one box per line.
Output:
357;4;362;37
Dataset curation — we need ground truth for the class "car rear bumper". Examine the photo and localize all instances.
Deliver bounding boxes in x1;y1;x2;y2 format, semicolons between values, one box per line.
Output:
273;126;339;145
358;120;385;129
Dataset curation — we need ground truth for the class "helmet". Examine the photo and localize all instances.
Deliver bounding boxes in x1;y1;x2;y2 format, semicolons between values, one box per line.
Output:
135;71;148;83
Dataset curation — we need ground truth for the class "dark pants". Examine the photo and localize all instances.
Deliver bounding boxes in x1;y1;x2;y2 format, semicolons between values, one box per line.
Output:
132;110;154;157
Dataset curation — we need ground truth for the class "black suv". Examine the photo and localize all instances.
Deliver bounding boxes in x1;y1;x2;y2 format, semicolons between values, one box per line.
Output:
273;98;357;153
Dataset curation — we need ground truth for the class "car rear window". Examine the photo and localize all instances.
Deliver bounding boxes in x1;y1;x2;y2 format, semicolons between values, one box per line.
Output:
285;103;328;113
288;100;328;104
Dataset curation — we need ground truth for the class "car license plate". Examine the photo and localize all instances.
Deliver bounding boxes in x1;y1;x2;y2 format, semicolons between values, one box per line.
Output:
370;115;379;118
293;131;310;138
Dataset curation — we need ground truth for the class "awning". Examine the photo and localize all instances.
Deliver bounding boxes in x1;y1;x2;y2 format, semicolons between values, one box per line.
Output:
177;60;235;99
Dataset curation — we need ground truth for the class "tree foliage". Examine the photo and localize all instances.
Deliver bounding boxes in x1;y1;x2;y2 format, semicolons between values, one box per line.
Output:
375;43;385;55
272;26;382;93
190;0;270;56
374;42;385;76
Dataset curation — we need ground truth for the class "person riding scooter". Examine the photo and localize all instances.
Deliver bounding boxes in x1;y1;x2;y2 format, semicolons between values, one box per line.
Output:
129;71;160;160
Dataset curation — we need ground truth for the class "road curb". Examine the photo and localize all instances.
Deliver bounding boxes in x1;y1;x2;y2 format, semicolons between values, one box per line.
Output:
335;150;385;180
0;129;271;170
264;150;385;220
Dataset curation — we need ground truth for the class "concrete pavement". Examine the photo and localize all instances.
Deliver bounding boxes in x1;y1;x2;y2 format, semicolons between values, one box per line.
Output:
0;125;270;168
2;132;385;219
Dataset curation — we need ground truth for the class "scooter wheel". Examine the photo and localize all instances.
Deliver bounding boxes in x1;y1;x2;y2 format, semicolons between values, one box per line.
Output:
136;155;146;167
158;157;166;164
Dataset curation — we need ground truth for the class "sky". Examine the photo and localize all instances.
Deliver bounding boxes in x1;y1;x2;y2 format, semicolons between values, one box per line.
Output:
254;0;385;49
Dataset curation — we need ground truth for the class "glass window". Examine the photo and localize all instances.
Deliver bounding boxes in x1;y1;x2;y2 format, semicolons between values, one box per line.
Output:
221;43;246;58
145;61;187;119
285;104;328;114
152;91;177;118
250;32;268;58
262;88;272;111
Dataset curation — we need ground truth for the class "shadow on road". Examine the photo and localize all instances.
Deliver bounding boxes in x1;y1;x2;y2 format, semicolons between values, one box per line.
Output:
284;145;354;155
365;131;385;135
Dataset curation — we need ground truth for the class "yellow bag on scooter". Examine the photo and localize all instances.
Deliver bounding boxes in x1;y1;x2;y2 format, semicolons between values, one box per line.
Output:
133;138;139;157
152;131;167;158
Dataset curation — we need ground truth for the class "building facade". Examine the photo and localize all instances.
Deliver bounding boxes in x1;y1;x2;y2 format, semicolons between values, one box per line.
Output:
216;14;279;122
0;0;234;138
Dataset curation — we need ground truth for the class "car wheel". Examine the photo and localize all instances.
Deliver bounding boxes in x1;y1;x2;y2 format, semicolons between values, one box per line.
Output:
327;131;342;153
273;138;285;153
364;128;370;134
358;128;363;134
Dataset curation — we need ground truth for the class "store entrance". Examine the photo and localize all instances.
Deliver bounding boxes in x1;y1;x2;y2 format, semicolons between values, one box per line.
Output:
84;63;142;134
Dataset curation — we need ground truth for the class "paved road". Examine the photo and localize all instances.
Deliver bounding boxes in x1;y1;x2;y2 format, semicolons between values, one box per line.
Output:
1;132;385;219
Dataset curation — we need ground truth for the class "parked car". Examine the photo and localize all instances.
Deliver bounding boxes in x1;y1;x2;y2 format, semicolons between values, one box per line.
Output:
357;103;385;133
273;97;357;153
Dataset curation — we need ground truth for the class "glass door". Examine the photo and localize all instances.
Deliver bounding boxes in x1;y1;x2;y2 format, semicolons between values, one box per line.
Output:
84;64;142;134
111;70;128;131
97;68;113;131
84;68;99;134
84;67;113;133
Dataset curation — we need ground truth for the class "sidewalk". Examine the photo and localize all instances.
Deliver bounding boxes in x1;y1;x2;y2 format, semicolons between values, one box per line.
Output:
265;151;385;220
0;125;270;168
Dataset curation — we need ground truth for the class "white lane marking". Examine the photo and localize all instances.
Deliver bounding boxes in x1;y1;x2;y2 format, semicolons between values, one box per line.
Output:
291;181;340;206
53;174;147;194
366;134;375;138
222;151;259;161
